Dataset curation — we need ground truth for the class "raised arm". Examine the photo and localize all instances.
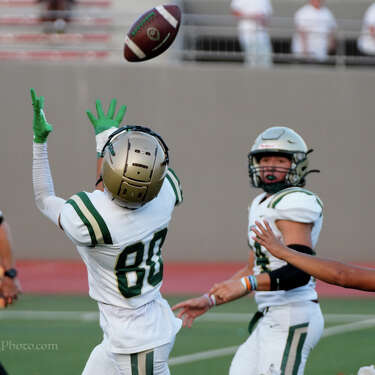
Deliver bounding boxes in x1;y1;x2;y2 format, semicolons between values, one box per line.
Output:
31;88;66;227
252;220;375;292
86;99;127;191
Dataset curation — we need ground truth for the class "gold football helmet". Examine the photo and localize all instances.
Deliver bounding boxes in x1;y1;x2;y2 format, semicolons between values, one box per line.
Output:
101;126;169;209
248;126;319;193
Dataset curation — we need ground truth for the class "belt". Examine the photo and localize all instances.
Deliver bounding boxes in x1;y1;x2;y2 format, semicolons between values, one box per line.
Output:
248;299;319;334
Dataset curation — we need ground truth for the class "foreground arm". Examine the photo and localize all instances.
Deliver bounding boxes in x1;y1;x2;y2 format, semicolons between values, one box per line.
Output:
0;219;21;306
252;220;375;292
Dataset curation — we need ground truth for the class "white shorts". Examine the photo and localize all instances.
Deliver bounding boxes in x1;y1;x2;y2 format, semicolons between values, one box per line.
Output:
82;339;175;375
230;300;324;375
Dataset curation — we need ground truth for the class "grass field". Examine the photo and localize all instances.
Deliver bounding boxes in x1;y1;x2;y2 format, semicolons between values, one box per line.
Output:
1;294;375;375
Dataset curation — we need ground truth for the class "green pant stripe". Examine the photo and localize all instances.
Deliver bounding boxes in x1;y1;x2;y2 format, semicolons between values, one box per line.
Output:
280;323;309;375
292;332;307;375
76;192;113;244
131;353;139;375
146;351;154;375
66;199;97;246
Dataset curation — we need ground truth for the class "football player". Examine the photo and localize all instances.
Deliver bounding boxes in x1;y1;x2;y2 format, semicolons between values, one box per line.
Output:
252;220;375;292
173;127;324;375
31;89;183;375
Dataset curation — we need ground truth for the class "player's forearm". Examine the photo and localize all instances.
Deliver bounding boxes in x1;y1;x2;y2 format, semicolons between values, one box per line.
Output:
0;223;14;269
230;264;253;280
32;142;65;226
283;249;352;287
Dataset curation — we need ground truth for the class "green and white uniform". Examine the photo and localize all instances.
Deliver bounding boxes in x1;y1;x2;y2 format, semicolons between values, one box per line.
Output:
230;187;324;375
59;169;183;355
249;187;323;311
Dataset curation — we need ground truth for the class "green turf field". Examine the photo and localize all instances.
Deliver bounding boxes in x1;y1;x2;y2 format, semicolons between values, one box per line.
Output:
1;295;374;375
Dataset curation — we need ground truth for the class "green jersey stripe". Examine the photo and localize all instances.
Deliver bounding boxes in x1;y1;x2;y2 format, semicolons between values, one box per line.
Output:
280;322;308;375
66;199;97;246
268;188;323;210
166;169;183;205
69;195;103;245
77;192;113;245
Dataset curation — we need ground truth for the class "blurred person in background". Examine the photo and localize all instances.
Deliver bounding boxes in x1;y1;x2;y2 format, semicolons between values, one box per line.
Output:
0;210;22;375
31;89;183;374
39;0;76;33
174;127;324;375
358;2;375;57
292;0;337;62
231;0;273;67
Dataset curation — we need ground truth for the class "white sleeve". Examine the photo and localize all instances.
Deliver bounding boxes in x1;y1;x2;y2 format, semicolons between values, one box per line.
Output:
59;202;93;247
32;142;65;226
268;192;323;223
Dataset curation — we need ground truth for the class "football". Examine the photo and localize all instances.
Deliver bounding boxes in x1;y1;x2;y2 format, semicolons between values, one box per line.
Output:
124;4;181;62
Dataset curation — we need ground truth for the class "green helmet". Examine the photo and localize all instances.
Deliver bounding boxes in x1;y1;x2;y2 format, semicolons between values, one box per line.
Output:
248;126;318;193
101;126;169;209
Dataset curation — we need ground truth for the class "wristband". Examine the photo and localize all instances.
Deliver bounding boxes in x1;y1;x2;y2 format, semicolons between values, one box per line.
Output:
203;293;216;308
240;275;258;292
96;127;118;154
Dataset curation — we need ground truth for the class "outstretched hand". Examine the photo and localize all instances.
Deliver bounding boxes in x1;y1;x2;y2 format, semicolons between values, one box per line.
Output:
86;99;127;135
209;279;248;303
251;220;287;259
172;295;211;328
30;88;53;143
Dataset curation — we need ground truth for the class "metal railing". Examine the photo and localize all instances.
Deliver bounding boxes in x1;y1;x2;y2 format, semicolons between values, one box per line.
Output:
0;6;374;67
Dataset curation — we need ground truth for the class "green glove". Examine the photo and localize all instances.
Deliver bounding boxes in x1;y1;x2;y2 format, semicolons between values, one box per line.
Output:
30;88;53;144
86;99;127;135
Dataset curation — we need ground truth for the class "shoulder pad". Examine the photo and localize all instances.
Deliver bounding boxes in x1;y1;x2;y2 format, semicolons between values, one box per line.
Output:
64;191;113;246
166;168;183;206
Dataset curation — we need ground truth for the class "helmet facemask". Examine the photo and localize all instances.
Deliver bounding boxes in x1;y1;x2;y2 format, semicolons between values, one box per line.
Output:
248;127;319;194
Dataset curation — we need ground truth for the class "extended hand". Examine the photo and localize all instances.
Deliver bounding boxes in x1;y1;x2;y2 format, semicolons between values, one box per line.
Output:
30;88;53;143
0;277;22;308
251;220;286;259
209;279;247;303
86;98;127;135
172;295;211;328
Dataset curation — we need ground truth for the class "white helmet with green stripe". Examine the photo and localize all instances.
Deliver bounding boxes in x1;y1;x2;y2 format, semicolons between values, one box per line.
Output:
248;127;319;194
101;126;169;209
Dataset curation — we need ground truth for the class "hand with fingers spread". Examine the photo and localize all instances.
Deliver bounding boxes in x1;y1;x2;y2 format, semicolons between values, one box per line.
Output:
251;220;287;260
30;88;53;143
86;99;127;155
209;279;248;303
172;295;212;328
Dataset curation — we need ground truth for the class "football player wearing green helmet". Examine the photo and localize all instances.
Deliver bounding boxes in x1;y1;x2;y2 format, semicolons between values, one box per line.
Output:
173;126;323;375
31;89;183;375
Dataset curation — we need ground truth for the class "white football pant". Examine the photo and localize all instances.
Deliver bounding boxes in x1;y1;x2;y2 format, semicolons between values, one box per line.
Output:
82;339;174;375
230;300;324;375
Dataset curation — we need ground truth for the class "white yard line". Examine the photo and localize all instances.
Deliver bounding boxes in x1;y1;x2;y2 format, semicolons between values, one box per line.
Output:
1;311;373;322
1;310;374;367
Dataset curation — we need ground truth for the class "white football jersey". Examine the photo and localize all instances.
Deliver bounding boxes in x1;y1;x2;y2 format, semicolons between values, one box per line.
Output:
60;168;182;309
248;187;323;311
59;168;183;353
